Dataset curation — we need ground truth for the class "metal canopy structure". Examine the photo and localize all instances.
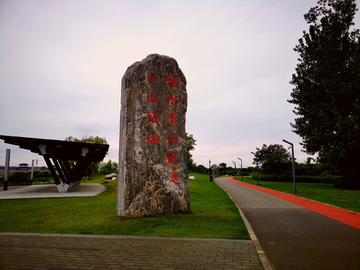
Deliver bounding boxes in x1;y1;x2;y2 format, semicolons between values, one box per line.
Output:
0;135;109;193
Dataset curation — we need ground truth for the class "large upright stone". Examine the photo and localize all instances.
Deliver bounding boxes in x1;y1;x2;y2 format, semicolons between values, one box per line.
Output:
117;54;190;217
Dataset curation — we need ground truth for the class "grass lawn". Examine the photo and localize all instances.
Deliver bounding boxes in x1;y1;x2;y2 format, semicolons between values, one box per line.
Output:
233;176;360;213
0;173;249;239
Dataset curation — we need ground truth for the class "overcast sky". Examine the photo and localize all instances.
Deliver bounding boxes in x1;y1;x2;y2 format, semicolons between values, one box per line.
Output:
1;0;359;169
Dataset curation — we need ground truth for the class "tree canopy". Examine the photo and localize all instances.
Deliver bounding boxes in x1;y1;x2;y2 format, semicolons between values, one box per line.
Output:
252;144;292;175
288;0;360;185
99;160;118;175
65;135;108;178
186;133;197;171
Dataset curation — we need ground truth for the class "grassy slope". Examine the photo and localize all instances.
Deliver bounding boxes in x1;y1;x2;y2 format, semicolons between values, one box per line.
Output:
234;176;360;213
0;173;249;239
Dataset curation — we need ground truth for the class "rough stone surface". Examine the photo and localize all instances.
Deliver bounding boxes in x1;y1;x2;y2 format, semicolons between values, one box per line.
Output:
105;173;117;179
117;54;190;217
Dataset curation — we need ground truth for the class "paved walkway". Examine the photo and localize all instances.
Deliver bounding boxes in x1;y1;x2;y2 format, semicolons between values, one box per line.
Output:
226;178;360;229
0;181;265;270
215;177;360;270
0;233;263;270
0;184;106;199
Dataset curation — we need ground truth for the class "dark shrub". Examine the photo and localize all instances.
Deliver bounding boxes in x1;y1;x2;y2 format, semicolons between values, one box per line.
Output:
334;177;360;190
8;172;31;185
278;174;292;182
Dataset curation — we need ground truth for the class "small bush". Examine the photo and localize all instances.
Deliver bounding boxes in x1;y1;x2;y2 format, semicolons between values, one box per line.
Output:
8;172;31;185
322;175;343;184
260;174;278;181
33;171;51;178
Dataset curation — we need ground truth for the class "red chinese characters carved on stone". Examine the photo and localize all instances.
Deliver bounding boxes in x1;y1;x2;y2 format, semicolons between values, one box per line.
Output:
147;72;158;85
166;94;178;107
167;151;179;164
147;93;157;103
167;134;178;143
148;133;159;143
147;111;158;125
165;75;178;88
170;170;180;185
168;113;177;127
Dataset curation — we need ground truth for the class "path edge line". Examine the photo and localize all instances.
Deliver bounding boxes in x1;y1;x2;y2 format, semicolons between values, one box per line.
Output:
215;179;274;270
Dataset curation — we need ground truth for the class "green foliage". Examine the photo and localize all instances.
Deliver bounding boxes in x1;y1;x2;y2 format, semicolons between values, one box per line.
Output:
0;173;249;239
0;171;53;185
186;133;196;152
33;171;51;178
252;144;292;175
194;164;208;174
186;133;197;171
294;161;324;176
288;0;360;185
219;163;226;168
65;135;108;144
8;172;31;185
99;160;118;175
251;173;340;184
65;135;108;178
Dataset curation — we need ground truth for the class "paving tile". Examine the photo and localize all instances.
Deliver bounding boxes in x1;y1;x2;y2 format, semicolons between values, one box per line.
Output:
0;233;264;270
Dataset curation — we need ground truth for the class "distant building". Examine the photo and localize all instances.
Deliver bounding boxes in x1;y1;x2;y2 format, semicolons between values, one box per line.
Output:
19;163;30;171
0;164;48;171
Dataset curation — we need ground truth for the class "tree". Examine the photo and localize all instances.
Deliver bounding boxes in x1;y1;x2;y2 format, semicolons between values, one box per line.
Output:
99;160;118;175
65;135;108;179
219;163;227;168
288;0;360;185
186;133;197;171
252;144;292;175
65;136;108;145
195;164;208;174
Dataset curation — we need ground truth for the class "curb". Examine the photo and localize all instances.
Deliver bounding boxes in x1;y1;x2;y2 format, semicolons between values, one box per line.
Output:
0;232;252;243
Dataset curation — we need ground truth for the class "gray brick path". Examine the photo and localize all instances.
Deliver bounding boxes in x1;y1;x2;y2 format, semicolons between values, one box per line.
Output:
0;233;264;270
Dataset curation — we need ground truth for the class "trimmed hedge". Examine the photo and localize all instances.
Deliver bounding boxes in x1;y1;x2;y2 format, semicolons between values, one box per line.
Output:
0;171;52;186
252;174;344;184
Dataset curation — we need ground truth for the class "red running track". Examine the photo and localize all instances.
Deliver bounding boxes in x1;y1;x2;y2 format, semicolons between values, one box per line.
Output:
227;178;360;230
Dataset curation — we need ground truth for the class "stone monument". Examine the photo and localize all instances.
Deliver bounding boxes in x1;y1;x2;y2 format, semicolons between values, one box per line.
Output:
117;54;191;217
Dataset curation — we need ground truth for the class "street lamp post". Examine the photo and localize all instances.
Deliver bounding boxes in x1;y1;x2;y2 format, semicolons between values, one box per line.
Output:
251;152;259;185
237;158;243;182
283;139;296;193
232;161;237;179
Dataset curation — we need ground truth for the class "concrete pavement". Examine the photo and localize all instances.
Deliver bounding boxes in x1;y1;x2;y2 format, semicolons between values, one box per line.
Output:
215;177;360;270
0;184;106;199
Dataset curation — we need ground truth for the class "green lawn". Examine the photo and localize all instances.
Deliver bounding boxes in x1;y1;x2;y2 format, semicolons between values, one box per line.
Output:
0;173;249;239
233;176;360;213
